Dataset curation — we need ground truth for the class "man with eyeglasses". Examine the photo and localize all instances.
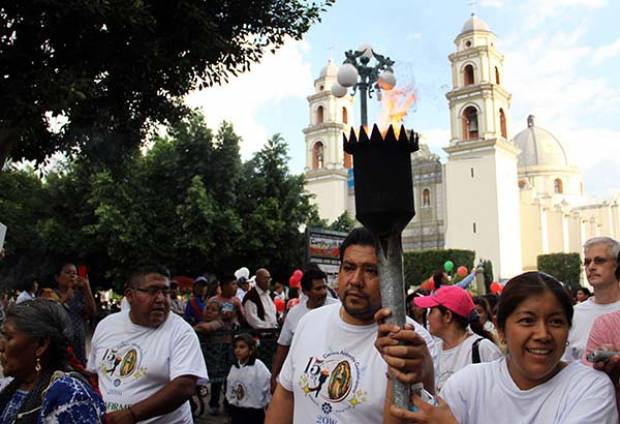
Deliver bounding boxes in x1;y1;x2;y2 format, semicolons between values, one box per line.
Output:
88;265;208;423
242;268;278;329
564;236;620;362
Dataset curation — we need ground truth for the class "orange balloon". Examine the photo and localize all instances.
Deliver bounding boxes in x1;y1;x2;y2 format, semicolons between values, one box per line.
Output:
456;266;468;278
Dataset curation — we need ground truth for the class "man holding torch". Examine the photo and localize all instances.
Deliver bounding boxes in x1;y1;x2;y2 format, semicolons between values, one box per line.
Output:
266;227;438;424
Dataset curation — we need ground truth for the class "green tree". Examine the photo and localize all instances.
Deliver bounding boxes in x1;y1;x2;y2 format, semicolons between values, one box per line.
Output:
237;134;318;277
329;211;356;233
537;253;582;290
1;0;334;169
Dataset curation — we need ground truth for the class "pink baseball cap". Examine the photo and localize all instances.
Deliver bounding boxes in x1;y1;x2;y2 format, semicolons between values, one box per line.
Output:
413;285;474;319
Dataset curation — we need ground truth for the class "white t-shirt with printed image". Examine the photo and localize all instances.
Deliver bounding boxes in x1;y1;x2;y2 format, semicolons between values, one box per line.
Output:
226;359;271;409
441;358;618;424
436;334;503;391
87;310;209;424
277;297;340;346
278;302;439;424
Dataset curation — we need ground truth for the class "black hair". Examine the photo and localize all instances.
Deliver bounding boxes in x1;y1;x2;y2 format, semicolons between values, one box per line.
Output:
436;305;496;344
432;270;444;290
0;299;75;423
496;271;574;332
20;275;39;293
339;227;378;264
406;289;429;328
219;274;237;288
573;286;591;298
233;333;257;365
55;261;76;277
473;296;493;324
301;268;327;292
126;265;171;289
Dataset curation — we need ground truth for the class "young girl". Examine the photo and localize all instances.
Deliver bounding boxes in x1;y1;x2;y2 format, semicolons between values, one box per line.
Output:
414;285;502;391
388;272;619;423
226;333;271;424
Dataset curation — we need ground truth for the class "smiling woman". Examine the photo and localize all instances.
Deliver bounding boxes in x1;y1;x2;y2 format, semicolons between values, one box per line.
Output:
387;272;619;424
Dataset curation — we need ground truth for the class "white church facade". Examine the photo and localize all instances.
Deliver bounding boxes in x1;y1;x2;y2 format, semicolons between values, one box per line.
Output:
304;15;620;280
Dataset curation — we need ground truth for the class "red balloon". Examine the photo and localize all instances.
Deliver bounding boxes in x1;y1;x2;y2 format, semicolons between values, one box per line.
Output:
274;297;285;313
293;269;303;278
456;266;468;278
289;275;301;288
490;281;502;294
421;277;435;291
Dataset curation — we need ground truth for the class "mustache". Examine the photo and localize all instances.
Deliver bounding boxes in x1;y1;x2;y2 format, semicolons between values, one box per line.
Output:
343;289;369;300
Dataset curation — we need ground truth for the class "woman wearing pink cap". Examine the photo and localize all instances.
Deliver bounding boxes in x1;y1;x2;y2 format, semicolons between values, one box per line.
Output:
415;285;502;391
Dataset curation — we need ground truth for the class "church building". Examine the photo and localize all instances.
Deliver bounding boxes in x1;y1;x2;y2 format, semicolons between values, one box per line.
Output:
304;14;620;280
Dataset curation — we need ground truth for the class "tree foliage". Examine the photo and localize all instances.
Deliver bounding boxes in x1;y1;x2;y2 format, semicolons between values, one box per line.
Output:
537;253;582;290
0;115;318;290
403;249;476;288
0;0;333;169
329;211;356;233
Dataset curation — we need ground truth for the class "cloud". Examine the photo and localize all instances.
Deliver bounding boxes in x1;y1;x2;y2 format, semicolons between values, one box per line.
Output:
479;0;505;7
185;39;313;158
593;37;620;65
419;128;451;158
518;0;606;27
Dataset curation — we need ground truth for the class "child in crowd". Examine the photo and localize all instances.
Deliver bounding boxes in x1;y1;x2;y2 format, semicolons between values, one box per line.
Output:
226;333;271;424
387;272;619;423
473;296;498;336
414;286;502;391
194;300;225;333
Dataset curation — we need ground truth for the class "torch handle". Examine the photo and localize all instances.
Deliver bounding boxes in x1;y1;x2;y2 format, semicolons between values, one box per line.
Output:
376;233;410;410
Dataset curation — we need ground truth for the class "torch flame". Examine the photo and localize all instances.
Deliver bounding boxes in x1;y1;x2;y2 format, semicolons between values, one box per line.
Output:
378;86;417;137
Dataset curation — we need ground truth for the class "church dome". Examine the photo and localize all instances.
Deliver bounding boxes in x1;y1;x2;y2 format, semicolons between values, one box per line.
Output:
319;59;338;79
513;115;569;168
461;14;491;33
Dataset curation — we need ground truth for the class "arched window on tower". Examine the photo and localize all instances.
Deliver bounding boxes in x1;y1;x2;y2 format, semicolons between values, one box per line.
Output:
342;107;348;124
464;64;475;86
312;142;324;169
495;66;501;85
316;106;324;124
499;108;507;139
554;178;563;194
422;188;431;207
462;106;479;140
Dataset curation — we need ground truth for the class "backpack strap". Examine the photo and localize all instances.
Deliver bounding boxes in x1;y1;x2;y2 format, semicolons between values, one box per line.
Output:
471;337;484;364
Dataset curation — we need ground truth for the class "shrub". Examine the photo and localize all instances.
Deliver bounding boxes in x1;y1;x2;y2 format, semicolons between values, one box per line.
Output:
404;249;475;287
537;253;581;290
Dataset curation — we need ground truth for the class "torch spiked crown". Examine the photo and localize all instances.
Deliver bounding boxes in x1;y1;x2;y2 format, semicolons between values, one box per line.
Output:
344;124;419;236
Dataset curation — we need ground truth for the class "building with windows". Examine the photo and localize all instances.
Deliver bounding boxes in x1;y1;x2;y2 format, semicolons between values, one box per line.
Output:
304;14;620;280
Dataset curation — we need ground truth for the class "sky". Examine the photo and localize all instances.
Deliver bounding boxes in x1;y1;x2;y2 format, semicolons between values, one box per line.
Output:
185;0;620;199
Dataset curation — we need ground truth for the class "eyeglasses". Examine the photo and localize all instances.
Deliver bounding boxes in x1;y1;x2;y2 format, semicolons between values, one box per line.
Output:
583;257;614;267
134;286;171;296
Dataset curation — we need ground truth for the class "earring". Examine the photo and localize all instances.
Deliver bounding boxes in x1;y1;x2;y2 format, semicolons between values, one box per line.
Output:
35;357;42;374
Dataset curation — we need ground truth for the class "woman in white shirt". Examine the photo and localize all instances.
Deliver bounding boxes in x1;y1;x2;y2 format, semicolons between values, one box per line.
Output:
386;272;618;424
414;286;502;391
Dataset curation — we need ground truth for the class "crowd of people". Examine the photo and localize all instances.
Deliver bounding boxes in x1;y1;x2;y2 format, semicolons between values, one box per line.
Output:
1;231;620;423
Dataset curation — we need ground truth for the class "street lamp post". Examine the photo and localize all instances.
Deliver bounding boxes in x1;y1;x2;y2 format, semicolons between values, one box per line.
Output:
331;44;396;126
336;45;420;411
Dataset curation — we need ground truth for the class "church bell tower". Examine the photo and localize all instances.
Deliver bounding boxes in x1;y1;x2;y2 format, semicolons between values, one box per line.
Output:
443;15;522;279
304;60;355;223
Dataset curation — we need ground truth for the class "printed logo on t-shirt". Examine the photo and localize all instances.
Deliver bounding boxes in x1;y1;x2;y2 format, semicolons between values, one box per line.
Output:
298;350;368;420
230;381;246;402
99;343;147;386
